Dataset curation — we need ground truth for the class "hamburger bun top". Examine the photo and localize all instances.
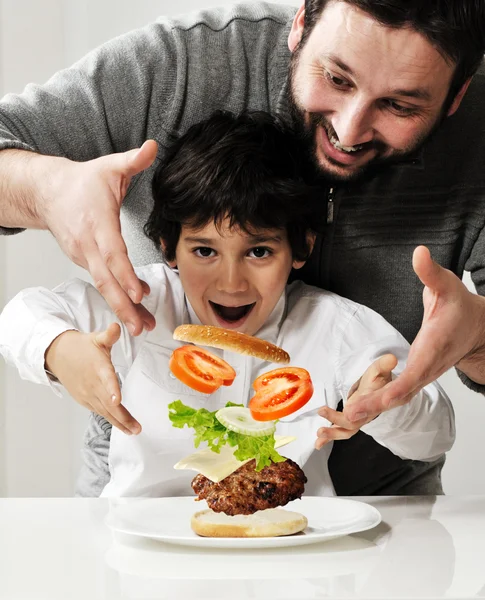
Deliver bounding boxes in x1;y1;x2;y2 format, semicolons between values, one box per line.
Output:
173;324;290;364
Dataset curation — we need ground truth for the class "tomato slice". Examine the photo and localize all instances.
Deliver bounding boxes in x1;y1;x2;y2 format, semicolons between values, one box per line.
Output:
169;345;236;394
249;367;314;421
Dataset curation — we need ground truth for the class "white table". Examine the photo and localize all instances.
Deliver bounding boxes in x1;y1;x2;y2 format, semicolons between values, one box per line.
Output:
0;496;484;599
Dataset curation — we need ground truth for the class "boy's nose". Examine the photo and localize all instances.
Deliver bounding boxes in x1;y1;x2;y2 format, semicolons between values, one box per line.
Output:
216;263;249;293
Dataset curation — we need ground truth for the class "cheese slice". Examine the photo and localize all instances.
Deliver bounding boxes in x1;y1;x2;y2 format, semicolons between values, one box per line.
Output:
173;435;296;483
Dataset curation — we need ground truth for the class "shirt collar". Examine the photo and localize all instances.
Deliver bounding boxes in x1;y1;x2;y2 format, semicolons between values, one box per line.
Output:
253;291;287;344
185;297;202;326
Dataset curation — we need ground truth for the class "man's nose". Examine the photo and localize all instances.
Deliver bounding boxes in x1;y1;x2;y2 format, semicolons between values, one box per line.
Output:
216;262;249;293
333;96;374;148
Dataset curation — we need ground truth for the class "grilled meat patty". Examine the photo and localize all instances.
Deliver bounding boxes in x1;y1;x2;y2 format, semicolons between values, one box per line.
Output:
191;457;307;516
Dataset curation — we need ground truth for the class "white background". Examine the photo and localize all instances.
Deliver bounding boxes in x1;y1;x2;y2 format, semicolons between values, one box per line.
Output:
0;0;484;496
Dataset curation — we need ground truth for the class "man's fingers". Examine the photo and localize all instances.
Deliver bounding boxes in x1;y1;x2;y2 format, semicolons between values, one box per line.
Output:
123;140;158;178
140;279;151;297
89;209;148;305
412;245;450;295
345;377;417;422
375;346;448;410
93;235;156;329
86;249;152;335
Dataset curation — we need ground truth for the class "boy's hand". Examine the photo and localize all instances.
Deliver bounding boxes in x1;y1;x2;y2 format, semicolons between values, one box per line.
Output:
315;354;398;449
45;323;141;435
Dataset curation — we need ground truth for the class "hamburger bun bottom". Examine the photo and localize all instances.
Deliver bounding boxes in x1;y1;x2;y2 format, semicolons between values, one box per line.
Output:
191;507;308;538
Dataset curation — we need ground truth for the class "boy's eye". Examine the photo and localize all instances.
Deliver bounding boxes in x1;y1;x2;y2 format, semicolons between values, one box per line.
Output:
248;247;271;259
194;247;215;258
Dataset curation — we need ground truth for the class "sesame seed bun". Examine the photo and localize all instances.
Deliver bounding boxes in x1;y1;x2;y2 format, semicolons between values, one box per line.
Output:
173;324;290;364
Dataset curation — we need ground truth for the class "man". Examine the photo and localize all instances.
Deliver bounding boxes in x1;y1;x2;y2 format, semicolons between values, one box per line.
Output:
1;0;485;495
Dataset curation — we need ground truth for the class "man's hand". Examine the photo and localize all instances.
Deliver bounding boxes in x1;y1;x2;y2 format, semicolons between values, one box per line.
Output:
345;245;485;422
43;141;159;336
45;323;141;435
315;354;398;449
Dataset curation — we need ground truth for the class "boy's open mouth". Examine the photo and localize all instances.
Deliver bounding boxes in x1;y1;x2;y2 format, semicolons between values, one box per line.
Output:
209;301;256;323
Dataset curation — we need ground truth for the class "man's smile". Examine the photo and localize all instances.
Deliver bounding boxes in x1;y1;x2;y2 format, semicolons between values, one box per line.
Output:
316;122;377;168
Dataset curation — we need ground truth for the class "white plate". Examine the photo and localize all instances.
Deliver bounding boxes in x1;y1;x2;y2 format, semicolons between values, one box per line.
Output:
105;496;381;549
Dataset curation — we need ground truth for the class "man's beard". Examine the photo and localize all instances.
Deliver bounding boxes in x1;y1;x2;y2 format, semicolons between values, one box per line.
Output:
287;50;445;184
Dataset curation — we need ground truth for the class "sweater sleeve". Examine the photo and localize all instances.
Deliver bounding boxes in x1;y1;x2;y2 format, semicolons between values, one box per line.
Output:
460;222;485;394
0;18;180;237
0;20;181;160
335;304;456;462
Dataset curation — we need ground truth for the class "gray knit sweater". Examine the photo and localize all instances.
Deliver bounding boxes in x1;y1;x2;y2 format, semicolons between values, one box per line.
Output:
2;3;485;495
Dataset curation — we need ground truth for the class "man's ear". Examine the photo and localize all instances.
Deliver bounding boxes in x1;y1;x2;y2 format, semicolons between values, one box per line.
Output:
288;3;306;52
447;78;472;117
160;238;177;268
292;233;316;270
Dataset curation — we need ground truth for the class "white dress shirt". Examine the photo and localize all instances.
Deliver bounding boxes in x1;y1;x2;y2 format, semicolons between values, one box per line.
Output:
0;263;455;497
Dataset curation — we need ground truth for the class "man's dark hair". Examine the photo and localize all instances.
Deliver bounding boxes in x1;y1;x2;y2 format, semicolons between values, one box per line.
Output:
303;0;485;104
145;111;324;262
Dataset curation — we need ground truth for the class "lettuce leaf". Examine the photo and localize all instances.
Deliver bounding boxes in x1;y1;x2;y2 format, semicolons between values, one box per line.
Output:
168;400;284;470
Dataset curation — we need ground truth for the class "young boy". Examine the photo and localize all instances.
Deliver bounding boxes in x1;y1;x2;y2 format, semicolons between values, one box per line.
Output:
0;112;454;497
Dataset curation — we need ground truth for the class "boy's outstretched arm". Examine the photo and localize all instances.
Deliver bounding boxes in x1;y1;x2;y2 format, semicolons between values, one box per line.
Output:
315;354;397;449
45;323;140;436
315;301;455;462
0;280;143;434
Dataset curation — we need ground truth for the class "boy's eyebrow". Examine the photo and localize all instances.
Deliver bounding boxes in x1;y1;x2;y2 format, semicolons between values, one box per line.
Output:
247;234;284;244
183;236;214;245
182;234;284;244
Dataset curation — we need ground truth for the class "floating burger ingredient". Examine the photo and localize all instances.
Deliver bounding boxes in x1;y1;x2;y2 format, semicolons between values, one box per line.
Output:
173;324;290;364
168;325;314;538
169;345;236;394
192;456;307;515
248;367;314;421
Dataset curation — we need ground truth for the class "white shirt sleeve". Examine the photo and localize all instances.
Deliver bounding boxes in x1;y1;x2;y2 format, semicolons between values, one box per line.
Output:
0;278;143;395
335;304;455;462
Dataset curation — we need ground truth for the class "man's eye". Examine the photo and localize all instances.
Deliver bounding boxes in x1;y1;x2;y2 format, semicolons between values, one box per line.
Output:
384;99;415;116
194;247;215;258
325;71;349;88
248;247;271;259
